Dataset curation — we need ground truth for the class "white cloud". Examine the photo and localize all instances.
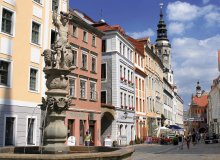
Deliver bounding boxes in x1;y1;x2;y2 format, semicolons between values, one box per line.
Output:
204;11;220;26
172;35;220;104
168;22;185;35
128;28;155;39
167;1;220;29
167;1;199;21
168;22;193;35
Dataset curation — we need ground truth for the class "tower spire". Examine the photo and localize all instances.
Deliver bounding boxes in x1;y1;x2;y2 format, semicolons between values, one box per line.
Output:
160;2;163;20
156;2;168;42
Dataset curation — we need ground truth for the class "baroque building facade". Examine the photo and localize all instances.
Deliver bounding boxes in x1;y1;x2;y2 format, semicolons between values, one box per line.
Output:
95;22;136;145
66;10;103;146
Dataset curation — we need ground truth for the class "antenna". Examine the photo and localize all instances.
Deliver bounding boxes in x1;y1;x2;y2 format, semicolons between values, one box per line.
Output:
99;9;103;19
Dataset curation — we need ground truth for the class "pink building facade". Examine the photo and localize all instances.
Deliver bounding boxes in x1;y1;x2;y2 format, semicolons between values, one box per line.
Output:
65;12;103;146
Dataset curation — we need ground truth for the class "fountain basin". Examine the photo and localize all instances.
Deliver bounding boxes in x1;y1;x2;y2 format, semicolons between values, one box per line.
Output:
0;146;134;160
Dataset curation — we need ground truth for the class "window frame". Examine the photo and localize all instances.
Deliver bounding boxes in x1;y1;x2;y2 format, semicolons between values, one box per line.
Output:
82;30;88;42
31;20;42;46
28;66;40;93
26;116;37;146
101;90;107;104
33;0;43;5
72;24;78;37
101;63;107;81
79;79;87;99
92;34;96;47
69;77;76;98
81;51;88;70
0;6;16;37
71;47;78;67
90;81;97;101
0;59;12;87
91;55;97;73
51;0;60;12
3;115;17;146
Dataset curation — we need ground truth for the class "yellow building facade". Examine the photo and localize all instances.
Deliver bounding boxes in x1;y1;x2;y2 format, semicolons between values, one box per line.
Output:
0;0;68;146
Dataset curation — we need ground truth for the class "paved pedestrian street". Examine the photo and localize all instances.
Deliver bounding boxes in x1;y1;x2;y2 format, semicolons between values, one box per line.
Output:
132;142;220;160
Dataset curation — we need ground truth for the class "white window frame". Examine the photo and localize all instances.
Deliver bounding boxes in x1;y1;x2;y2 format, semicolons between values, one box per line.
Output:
81;51;88;70
26;116;37;146
0;58;12;88
3;115;17;146
28;66;40;93
69;76;76;98
0;6;16;37
90;81;97;101
32;0;43;5
71;46;78;67
51;0;60;12
101;90;107;104
91;55;97;73
80;79;87;99
30;20;42;47
82;30;88;42
72;24;78;37
92;34;96;47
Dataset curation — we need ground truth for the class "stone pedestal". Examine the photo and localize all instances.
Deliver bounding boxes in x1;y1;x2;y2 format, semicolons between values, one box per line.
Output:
41;69;71;152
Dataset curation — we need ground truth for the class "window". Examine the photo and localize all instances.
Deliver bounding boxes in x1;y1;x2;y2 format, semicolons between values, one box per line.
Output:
102;40;106;52
120;42;122;54
124;68;126;80
91;56;96;73
69;78;76;97
50;30;57;50
5;117;15;146
83;31;88;42
124;93;126;107
72;25;77;37
101;63;106;80
67;119;75;137
0;60;10;86
27;118;35;145
71;49;77;66
31;21;40;45
120;65;123;78
80;80;86;99
1;8;13;35
92;35;96;47
81;52;87;69
90;82;96;101
29;68;38;91
52;0;59;11
120;92;123;106
101;91;107;103
34;0;42;4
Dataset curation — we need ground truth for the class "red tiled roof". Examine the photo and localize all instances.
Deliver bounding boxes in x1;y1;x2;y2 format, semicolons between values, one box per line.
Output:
192;94;208;107
126;36;145;55
94;23;126;36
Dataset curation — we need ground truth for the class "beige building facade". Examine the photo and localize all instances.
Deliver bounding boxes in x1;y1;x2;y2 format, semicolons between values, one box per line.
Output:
0;0;68;146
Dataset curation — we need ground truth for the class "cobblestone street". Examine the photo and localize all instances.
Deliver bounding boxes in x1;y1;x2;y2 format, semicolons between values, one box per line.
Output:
132;142;220;160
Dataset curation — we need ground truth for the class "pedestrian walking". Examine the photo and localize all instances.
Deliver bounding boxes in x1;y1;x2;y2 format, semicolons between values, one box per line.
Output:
186;135;191;150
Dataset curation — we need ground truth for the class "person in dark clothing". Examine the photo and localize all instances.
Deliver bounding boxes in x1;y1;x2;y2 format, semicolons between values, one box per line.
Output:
192;132;196;145
186;135;191;150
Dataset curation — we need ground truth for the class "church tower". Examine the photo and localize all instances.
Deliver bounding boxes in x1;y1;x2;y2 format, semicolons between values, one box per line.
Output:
155;3;173;85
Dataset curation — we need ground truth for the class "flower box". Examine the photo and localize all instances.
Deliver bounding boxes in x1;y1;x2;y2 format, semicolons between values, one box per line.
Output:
120;77;124;81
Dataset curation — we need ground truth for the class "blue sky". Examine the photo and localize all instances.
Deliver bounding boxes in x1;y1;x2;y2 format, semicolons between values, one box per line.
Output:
70;0;220;109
